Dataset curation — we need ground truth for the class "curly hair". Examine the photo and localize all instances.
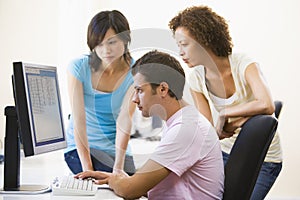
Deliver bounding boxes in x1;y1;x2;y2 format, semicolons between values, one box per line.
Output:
169;5;233;57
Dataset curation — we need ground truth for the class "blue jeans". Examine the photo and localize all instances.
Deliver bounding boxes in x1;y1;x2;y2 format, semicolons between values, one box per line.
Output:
222;152;282;200
64;149;136;175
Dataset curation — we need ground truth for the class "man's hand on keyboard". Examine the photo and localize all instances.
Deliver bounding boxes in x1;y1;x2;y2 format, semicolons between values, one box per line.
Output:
75;170;112;185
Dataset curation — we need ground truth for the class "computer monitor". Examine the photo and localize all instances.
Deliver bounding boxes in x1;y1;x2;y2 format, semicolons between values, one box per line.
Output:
13;62;66;156
1;62;67;194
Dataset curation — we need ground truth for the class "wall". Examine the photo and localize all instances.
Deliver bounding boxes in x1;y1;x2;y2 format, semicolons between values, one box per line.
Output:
0;0;300;198
0;0;61;149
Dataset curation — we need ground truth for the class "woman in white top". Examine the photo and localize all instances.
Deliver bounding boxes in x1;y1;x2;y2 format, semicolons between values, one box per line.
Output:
169;5;282;200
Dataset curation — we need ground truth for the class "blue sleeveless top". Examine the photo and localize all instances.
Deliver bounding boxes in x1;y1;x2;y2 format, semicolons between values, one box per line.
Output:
65;54;134;156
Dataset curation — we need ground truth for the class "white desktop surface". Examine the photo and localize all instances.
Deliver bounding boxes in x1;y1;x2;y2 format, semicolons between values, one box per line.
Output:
0;150;122;200
0;139;158;200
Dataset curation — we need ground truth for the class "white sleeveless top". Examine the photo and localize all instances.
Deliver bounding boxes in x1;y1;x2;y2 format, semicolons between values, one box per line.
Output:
187;53;282;163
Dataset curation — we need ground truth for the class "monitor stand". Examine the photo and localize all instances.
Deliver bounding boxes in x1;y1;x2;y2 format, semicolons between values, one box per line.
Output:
0;106;50;194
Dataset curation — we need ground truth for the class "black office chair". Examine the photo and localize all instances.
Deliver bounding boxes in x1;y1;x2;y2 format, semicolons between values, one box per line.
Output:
274;100;283;119
222;100;283;200
222;114;278;200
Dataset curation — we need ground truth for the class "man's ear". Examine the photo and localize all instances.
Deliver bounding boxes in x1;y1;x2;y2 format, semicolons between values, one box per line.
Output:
159;82;169;97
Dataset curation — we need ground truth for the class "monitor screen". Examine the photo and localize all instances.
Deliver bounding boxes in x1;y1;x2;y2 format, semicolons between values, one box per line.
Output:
12;62;67;156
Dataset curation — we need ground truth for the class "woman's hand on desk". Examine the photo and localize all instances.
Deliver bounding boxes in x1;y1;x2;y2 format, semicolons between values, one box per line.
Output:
74;170;112;185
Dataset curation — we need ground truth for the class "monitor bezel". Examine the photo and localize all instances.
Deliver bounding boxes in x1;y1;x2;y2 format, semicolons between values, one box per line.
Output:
13;62;67;157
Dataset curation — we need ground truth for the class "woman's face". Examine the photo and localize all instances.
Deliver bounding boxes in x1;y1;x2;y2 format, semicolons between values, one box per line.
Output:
94;28;126;65
174;27;207;68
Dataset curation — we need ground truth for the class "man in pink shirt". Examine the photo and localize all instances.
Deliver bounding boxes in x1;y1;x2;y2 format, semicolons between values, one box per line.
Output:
75;50;224;199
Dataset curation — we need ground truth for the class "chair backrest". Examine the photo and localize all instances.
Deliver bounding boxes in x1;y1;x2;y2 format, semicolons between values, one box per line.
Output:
274;100;283;119
222;115;278;200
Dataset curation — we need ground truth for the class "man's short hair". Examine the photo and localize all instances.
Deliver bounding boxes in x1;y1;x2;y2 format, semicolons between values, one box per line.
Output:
131;50;185;100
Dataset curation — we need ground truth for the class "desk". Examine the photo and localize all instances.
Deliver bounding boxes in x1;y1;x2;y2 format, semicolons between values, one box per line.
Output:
0;150;122;200
0;139;157;199
0;190;122;200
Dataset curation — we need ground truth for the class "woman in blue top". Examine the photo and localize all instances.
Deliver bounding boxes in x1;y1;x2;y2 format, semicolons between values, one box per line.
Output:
65;10;136;175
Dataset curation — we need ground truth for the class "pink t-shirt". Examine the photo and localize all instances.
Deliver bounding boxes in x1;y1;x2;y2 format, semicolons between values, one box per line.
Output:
148;106;224;200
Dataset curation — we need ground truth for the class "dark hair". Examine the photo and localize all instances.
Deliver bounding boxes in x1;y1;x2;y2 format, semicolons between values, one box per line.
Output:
87;10;132;71
132;50;185;100
169;5;233;57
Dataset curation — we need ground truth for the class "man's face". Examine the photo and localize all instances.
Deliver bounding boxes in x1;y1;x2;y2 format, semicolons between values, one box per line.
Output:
132;73;160;117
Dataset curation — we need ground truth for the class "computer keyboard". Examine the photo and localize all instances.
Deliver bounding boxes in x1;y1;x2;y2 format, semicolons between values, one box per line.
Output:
51;175;98;196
